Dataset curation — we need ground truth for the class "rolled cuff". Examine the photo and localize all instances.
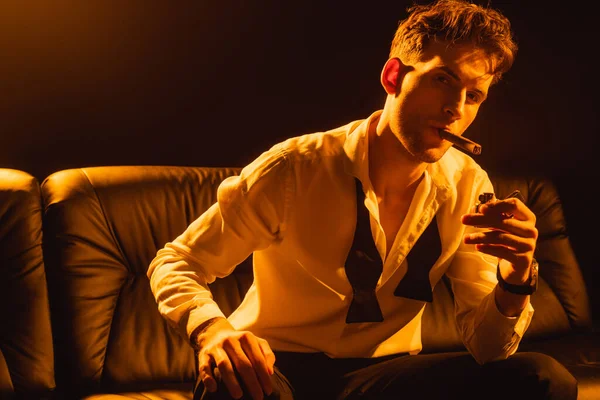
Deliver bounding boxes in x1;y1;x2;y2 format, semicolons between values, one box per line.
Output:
186;304;227;341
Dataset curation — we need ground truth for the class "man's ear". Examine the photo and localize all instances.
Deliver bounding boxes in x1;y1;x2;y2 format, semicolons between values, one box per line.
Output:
380;58;403;95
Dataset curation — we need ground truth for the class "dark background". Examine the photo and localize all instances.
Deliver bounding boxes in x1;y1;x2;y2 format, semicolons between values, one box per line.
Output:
1;1;597;313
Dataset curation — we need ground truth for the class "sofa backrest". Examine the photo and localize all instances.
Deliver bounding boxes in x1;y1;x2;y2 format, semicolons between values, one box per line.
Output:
0;169;55;399
40;166;592;395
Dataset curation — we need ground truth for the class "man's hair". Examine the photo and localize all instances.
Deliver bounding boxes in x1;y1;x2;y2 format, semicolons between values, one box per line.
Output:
390;0;518;84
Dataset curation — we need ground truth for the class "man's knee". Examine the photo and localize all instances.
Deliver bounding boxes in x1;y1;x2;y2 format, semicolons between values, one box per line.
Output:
485;352;577;400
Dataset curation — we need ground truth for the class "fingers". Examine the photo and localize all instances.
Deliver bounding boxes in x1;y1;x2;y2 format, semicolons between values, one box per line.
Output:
463;215;535;238
240;336;274;396
198;352;218;393
474;197;535;222
462;198;537;235
199;333;274;400
258;338;276;375
213;347;244;399
464;228;535;268
464;230;534;253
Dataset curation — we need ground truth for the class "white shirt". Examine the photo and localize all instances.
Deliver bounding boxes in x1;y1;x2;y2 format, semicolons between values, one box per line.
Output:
148;110;533;364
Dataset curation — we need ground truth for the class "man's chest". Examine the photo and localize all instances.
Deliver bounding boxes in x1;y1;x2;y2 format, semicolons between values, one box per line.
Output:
377;196;413;260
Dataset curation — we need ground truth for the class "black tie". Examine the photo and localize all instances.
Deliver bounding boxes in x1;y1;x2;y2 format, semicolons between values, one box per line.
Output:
345;178;384;323
394;215;440;303
344;178;441;324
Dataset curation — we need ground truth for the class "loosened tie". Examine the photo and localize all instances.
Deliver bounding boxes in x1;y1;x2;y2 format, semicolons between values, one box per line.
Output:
345;178;384;323
344;178;441;324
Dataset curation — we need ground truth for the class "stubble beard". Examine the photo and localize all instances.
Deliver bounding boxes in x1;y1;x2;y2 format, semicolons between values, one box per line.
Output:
399;130;445;164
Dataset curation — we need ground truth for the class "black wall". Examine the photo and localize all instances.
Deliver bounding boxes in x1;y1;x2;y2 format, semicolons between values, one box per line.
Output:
1;1;597;312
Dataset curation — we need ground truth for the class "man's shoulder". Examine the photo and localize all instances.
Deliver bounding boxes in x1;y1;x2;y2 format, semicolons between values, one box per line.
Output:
237;120;356;186
274;121;355;163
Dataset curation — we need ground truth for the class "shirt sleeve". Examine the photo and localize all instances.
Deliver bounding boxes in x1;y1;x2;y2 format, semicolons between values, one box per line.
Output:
147;143;293;342
444;173;534;365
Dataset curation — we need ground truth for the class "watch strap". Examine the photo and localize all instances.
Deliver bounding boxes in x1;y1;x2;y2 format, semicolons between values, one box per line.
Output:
496;259;538;295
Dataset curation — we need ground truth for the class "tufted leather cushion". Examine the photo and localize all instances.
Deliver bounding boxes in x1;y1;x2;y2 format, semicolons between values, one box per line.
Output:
83;386;191;400
41;166;593;397
0;169;55;399
41;166;251;398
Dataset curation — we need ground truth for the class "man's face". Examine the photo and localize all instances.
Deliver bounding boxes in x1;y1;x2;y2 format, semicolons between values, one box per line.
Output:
389;41;495;163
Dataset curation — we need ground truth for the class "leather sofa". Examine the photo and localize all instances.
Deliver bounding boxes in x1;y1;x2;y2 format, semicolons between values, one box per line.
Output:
1;165;598;399
0;169;55;400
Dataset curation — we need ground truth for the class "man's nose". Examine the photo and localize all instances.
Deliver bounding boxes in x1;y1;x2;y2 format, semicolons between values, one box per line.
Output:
443;92;466;121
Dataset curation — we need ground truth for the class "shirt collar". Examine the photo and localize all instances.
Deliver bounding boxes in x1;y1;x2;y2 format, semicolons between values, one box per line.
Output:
342;110;452;194
342;110;382;190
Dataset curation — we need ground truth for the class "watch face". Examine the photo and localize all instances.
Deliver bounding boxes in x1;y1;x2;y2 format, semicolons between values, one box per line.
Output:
530;260;539;287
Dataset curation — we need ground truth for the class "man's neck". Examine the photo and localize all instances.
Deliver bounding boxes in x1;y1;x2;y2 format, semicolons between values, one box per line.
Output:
368;124;426;199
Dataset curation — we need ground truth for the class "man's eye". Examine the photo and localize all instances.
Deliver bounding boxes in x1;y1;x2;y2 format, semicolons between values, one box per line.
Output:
467;93;480;103
436;76;450;84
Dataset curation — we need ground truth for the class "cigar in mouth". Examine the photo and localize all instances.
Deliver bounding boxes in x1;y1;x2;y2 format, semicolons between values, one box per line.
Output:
439;130;482;155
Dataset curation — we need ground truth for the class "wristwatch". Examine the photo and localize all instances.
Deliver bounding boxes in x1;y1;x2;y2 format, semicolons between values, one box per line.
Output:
496;259;539;295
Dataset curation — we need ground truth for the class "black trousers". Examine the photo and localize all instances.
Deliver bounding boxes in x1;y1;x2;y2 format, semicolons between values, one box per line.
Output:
194;350;577;400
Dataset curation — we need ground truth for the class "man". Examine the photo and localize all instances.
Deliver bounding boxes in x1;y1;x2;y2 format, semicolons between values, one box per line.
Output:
148;1;578;398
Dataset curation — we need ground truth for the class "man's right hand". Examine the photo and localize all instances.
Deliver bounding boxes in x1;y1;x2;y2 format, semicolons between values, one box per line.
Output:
194;317;276;400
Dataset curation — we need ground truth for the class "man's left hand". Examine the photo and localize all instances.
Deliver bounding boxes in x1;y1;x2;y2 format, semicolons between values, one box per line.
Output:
461;194;538;284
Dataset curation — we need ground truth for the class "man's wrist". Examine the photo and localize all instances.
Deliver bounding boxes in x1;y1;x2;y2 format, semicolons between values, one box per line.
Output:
496;259;539;295
190;317;226;351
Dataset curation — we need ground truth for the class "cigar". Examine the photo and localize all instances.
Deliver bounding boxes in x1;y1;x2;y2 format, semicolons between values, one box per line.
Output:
439;130;482;155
